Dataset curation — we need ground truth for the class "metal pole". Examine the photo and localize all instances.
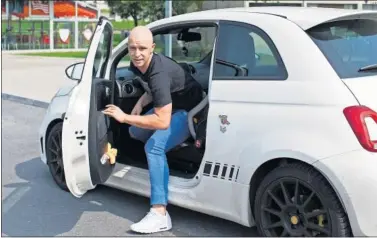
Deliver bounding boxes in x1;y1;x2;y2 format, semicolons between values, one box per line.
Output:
164;0;172;57
49;1;54;50
75;1;79;49
5;0;10;50
29;0;31;17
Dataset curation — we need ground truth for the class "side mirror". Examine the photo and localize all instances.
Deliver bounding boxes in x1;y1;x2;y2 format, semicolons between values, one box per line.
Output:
255;53;260;61
65;62;84;81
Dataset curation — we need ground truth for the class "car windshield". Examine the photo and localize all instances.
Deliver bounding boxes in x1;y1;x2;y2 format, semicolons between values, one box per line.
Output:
307;18;377;79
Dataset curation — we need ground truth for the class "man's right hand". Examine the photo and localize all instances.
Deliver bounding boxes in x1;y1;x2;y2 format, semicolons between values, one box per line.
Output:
131;103;143;115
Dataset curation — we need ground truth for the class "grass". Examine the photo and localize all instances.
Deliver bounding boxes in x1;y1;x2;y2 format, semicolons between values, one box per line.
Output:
111;20;148;30
21;51;88;58
20;49;133;61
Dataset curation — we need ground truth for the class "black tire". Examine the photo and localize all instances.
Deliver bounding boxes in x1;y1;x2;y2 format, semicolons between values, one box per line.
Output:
254;162;351;237
45;122;68;191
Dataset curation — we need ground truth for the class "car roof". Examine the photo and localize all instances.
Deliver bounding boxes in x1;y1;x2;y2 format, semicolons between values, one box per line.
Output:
150;6;377;30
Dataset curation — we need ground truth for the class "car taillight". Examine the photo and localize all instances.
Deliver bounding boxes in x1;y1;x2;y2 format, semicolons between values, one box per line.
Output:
343;106;377;152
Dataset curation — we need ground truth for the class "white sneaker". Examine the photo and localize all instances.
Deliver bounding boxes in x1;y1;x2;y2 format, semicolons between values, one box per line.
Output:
130;208;172;234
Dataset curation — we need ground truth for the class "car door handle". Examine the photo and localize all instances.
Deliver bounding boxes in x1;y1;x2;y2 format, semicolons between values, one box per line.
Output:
76;136;86;140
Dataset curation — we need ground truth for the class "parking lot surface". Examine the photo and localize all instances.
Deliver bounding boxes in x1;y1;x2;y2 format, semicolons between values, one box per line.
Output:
2;54;79;103
1;99;258;236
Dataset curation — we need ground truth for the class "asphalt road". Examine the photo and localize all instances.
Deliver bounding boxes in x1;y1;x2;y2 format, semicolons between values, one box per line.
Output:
1;99;258;237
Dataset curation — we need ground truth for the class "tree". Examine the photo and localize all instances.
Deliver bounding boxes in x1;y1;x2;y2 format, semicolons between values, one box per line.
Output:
141;1;164;22
105;0;143;27
172;1;201;16
105;0;204;26
142;0;204;22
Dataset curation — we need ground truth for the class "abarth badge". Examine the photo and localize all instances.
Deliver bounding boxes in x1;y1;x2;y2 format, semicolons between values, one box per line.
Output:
220;126;227;133
219;115;230;133
219;115;230;125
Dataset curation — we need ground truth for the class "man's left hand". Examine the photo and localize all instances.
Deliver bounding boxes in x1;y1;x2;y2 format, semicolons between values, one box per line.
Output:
102;104;127;123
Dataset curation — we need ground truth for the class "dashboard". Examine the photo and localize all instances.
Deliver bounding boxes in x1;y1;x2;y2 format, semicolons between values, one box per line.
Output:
114;67;144;98
114;62;210;99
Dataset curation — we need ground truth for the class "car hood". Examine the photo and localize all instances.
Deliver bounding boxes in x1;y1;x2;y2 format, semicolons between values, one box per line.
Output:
55;82;77;97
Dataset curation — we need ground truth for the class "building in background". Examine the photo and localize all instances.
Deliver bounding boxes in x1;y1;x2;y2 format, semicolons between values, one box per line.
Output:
2;0;100;51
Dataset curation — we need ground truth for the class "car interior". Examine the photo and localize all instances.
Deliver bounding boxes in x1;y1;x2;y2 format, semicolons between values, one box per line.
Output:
107;26;216;179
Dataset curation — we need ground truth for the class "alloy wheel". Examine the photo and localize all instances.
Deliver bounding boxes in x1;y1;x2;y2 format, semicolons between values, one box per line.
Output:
46;123;67;190
260;178;330;237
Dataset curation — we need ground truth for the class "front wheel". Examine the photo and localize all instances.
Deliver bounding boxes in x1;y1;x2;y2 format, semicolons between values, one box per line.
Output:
254;163;351;237
45;122;68;191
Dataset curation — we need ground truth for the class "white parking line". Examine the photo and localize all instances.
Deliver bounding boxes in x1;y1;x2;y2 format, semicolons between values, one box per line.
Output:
2;185;31;214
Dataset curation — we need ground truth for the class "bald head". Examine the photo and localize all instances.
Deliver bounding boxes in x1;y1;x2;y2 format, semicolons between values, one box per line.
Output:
128;26;155;72
129;26;153;44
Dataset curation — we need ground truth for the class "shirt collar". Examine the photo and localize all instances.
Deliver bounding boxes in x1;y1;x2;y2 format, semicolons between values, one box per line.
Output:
129;53;156;77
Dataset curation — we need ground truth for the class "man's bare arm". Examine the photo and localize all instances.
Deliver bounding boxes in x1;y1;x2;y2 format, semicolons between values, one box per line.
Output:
140;92;153;107
134;92;153;108
122;103;172;130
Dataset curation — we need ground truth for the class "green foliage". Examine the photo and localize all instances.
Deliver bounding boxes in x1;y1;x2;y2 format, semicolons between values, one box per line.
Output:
106;0;143;26
105;0;205;26
142;0;205;21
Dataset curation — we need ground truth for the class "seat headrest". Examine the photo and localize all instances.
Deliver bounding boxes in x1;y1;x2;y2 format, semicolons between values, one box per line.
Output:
216;29;256;76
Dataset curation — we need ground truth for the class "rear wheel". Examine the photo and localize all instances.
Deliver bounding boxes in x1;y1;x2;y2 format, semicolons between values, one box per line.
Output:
254;163;351;237
46;122;68;191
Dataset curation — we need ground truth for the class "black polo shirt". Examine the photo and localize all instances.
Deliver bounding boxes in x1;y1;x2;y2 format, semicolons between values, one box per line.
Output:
129;53;203;112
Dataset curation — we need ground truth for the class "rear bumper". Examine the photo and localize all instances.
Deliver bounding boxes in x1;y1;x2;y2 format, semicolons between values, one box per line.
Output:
313;149;377;236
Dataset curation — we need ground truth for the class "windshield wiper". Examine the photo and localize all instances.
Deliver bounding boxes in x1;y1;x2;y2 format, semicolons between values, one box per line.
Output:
358;64;377;72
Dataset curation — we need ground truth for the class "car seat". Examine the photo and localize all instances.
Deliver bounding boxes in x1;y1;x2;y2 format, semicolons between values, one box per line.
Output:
214;28;256;76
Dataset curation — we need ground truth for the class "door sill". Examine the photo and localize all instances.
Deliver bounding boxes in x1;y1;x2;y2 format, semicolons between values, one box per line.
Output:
108;162;202;189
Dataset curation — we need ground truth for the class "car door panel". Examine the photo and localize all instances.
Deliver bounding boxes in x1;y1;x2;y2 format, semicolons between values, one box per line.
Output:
95;78;112;111
62;17;114;198
89;77;115;185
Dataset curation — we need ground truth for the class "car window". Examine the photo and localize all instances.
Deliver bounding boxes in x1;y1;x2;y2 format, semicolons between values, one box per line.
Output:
307;19;377;79
250;32;278;66
115;26;216;74
154;26;216;63
92;24;112;79
213;22;287;79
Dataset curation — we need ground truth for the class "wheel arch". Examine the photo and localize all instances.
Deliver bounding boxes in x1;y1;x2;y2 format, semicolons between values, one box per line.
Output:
248;157;349;223
44;114;65;150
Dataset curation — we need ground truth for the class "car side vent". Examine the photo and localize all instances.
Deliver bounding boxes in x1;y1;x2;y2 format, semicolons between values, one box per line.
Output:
202;161;240;182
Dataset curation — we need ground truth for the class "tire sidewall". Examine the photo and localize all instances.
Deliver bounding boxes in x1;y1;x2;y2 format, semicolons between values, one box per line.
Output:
254;164;345;237
46;122;68;191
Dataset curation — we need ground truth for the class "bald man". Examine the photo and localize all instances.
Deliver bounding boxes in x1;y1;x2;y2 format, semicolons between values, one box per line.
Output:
103;26;203;233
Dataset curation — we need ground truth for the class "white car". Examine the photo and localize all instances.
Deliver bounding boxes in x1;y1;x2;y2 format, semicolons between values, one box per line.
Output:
39;7;377;237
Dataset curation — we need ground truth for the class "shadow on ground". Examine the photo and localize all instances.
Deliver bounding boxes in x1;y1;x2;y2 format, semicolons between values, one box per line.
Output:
2;157;258;237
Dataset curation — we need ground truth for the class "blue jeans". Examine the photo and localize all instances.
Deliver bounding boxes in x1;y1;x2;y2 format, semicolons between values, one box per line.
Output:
129;108;190;206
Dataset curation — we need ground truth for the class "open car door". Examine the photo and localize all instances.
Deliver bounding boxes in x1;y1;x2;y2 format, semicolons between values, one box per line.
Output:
62;16;115;198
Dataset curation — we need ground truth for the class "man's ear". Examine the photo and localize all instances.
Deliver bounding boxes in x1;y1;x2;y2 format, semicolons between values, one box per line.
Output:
151;43;156;53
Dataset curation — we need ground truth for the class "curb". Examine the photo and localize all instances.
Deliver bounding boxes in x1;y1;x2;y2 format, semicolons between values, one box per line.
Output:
2;93;50;109
2;48;88;54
